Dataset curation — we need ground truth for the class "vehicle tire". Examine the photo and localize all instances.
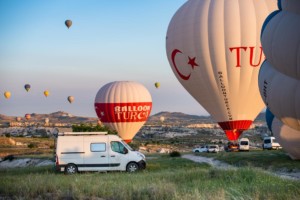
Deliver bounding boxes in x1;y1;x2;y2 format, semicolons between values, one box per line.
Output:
65;164;77;174
195;150;199;153
126;162;139;172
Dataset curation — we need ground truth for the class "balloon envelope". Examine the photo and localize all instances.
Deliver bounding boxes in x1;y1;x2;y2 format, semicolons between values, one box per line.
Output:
25;114;31;120
272;117;300;160
24;84;30;92
4;91;11;99
154;82;160;88
45;118;49;124
44;90;49;97
67;96;74;103
94;81;152;143
160;116;165;123
258;60;300;131
16;117;22;122
265;108;275;133
261;1;300;80
166;0;277;141
65;20;72;29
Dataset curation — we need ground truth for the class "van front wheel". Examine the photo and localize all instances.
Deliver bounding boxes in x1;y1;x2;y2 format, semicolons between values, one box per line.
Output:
65;164;77;174
126;162;139;172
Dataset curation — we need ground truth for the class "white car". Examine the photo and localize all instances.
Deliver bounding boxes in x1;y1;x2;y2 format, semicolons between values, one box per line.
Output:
193;146;208;153
193;145;220;153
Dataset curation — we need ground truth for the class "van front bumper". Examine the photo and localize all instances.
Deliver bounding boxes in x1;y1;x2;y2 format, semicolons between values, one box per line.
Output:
138;160;146;170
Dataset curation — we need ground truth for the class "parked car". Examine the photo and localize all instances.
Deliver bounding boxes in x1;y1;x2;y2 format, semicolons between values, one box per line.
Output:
207;145;220;153
239;138;250;151
193;145;219;153
263;136;282;150
193;146;208;153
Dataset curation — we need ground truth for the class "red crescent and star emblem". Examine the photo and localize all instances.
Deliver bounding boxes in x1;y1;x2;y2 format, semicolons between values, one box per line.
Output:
171;49;199;80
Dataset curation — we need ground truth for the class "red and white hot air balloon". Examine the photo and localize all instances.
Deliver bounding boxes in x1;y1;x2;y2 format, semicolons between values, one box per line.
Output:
94;81;152;143
166;0;277;141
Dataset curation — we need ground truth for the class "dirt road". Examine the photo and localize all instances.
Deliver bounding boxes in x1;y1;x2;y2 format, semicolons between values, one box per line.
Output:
182;154;300;181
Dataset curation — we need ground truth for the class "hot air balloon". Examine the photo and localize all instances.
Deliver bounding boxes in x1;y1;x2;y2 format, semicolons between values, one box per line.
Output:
154;82;160;88
45;118;49;124
67;96;74;103
25;114;31;120
94;81;152;143
4;91;11;99
261;0;300;81
259;0;300;131
272;117;300;160
166;0;277;141
44;90;49;97
24;84;31;92
65;20;72;29
16;117;22;122
160;116;165;123
265;108;275;133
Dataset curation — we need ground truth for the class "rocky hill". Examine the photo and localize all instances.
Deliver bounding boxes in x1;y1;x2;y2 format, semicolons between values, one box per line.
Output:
0;111;266;126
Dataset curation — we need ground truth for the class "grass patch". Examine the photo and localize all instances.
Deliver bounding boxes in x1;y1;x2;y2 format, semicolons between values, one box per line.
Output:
1;155;300;199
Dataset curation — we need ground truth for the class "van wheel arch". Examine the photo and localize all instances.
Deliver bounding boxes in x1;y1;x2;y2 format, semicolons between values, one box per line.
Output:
126;162;139;172
65;163;78;174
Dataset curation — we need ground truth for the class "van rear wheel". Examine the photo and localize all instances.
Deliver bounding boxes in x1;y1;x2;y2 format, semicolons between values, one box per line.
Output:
126;162;139;172
65;164;77;174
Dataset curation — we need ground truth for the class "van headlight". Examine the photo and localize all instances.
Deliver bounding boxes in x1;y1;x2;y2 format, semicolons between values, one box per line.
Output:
137;152;146;160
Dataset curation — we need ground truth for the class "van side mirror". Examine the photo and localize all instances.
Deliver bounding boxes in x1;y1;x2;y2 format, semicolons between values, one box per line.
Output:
123;148;128;154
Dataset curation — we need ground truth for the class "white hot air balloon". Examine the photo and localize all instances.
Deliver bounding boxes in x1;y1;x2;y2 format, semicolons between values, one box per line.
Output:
258;61;300;131
166;0;277;141
259;0;300;131
160;116;165;123
272;117;300;160
94;81;152;143
45;118;50;124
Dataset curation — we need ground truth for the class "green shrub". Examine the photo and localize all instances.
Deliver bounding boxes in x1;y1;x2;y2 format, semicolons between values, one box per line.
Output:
28;143;37;148
169;151;181;157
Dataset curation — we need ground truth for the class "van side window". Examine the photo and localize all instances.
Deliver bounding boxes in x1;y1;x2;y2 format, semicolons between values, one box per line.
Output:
91;143;106;152
111;141;127;154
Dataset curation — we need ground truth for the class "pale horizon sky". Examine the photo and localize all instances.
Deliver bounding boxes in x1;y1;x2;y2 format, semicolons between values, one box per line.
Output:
0;0;211;118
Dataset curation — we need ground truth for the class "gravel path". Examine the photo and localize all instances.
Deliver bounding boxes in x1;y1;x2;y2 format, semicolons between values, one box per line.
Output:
182;154;300;181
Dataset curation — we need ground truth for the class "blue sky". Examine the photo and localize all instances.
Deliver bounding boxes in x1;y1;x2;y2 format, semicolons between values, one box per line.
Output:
0;0;209;117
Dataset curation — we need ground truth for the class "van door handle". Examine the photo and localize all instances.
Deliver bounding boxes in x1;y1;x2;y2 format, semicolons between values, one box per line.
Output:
111;155;115;157
101;155;106;157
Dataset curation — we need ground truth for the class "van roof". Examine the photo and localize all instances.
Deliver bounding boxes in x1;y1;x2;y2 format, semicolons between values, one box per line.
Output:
58;132;108;136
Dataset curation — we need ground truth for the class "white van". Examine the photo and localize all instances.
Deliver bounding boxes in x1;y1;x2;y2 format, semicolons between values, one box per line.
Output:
239;138;250;151
55;132;146;174
263;136;282;150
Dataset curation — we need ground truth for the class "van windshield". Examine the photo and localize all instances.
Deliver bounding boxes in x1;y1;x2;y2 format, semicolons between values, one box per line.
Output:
240;141;248;145
121;141;133;151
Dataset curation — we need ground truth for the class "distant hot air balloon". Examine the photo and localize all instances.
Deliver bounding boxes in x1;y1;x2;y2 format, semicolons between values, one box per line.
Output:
16;117;22;122
94;81;152;143
67;96;74;103
160;116;165;123
45;118;49;124
44;90;49;97
166;0;277;141
65;20;72;29
24;84;31;92
154;82;160;88
4;91;11;99
25;114;31;120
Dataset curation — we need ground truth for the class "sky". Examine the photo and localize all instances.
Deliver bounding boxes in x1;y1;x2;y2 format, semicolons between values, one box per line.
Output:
0;0;210;118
